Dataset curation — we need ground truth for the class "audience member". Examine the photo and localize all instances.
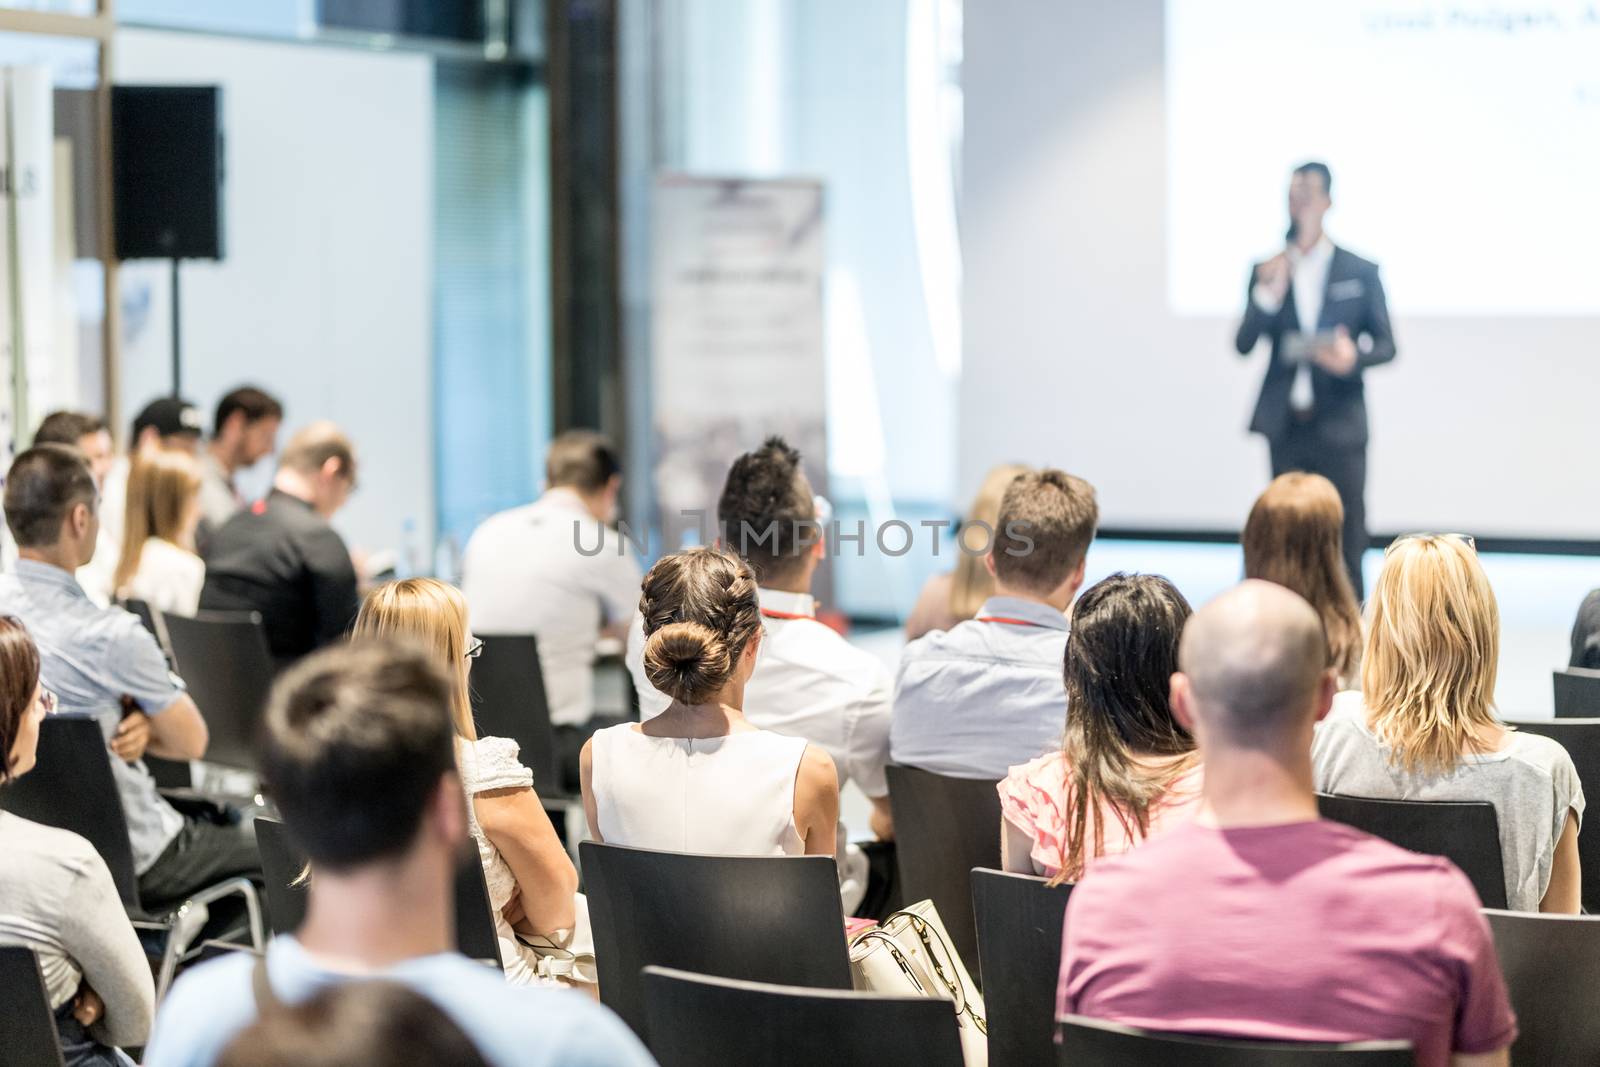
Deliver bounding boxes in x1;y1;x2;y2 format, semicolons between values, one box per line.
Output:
1570;587;1600;671
1313;534;1584;912
352;579;581;985
624;437;894;870
999;574;1199;882
199;387;284;556
0;446;258;906
200;422;360;669
583;547;839;856
1059;581;1517;1067
143;642;651;1067
114;451;205;616
1243;472;1363;687
461;430;641;790
891;468;1098;779
0;616;155;1067
28;411;120;593
903;462;1027;641
215;981;492;1067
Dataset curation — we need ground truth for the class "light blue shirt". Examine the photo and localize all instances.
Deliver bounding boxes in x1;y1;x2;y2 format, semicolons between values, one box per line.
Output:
144;935;656;1067
0;559;186;872
890;595;1069;780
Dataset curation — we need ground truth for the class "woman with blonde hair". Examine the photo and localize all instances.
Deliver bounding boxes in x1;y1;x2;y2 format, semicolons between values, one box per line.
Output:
113;451;204;615
581;547;839;857
1243;472;1363;688
352;579;581;984
904;463;1028;640
1312;535;1584;912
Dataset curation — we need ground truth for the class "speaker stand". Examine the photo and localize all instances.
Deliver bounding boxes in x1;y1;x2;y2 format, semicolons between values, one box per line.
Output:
170;258;183;396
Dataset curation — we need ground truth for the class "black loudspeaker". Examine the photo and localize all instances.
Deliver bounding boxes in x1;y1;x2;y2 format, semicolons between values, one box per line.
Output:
111;86;224;260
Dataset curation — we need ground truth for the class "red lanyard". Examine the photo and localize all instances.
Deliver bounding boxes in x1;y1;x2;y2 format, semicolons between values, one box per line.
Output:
761;607;814;621
975;615;1053;628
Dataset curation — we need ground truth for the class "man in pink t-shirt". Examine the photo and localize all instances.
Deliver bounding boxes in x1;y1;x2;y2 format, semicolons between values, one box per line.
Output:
1058;581;1516;1067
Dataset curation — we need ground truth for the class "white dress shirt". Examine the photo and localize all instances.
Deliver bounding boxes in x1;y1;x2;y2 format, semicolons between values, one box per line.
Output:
1253;234;1334;412
461;490;643;727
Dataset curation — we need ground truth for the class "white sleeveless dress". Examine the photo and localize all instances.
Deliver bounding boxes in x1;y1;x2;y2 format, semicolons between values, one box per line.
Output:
589;724;809;855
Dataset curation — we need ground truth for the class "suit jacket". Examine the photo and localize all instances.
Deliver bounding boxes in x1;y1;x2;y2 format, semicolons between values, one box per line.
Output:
1234;245;1396;447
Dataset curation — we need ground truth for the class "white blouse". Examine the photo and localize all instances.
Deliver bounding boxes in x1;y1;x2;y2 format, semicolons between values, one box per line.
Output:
121;538;204;617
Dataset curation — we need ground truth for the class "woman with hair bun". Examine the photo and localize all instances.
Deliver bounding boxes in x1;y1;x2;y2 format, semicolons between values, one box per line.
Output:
580;547;839;856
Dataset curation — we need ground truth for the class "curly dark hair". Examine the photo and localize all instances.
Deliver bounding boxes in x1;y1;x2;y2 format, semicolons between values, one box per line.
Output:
716;436;818;584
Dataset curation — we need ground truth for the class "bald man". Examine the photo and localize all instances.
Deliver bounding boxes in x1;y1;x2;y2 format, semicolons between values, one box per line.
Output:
1057;582;1515;1067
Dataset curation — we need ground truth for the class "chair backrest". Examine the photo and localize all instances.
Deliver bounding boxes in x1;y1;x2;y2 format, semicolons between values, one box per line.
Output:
0;714;140;909
121;596;175;665
971;868;1073;1066
1057;1016;1414;1065
253;815;503;968
0;947;67;1067
1316;794;1507;908
1553;668;1600;718
1502;718;1600;913
469;634;560;794
642;965;965;1067
580;841;852;1038
1484;909;1600;1065
883;764;1001;974
162;610;275;771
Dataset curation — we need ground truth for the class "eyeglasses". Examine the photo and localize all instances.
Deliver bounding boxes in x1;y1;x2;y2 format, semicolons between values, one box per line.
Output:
1386;532;1476;556
39;688;57;714
464;637;485;660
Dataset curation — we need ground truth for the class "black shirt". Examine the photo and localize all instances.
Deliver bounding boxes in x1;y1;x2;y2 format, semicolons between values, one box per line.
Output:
1572;589;1600;671
199;489;359;669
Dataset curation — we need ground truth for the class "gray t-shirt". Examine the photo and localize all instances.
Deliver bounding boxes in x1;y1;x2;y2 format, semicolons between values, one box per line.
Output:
1312;692;1585;912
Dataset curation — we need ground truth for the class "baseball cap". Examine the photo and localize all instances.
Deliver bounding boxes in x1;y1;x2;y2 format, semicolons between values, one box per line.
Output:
132;396;204;440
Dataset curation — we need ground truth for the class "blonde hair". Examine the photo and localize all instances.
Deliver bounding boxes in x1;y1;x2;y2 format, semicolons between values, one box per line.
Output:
1243;473;1363;686
352;579;476;741
639;547;762;705
1362;536;1500;775
949;463;1028;620
114;451;201;595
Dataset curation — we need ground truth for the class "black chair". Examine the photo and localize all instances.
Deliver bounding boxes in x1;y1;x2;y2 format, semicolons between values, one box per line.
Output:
252;815;502;968
1554;668;1600;718
1316;794;1507;908
884;764;1001;974
1503;718;1599;913
1057;1016;1413;1065
971;868;1073;1066
0;947;67;1067
470;634;561;795
580;841;851;1038
1484;909;1600;1065
642;965;965;1067
162;610;275;772
0;715;263;998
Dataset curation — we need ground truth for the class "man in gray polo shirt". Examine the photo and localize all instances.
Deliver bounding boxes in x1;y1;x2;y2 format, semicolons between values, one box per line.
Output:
0;445;260;906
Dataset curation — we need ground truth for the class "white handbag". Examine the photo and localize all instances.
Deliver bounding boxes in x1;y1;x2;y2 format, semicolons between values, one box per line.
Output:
848;899;988;1066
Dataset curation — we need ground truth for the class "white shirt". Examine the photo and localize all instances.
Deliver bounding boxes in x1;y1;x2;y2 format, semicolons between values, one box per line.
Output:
625;587;894;798
121;538;205;617
461;490;642;727
1253;234;1334;412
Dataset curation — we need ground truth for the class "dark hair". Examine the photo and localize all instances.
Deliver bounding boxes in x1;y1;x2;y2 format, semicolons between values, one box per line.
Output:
259;642;457;872
545;430;621;494
1056;574;1195;884
1293;160;1332;197
3;445;98;549
717;436;818;584
215;981;491;1067
0;617;41;784
33;411;106;449
639;547;762;704
992;469;1099;596
215;386;284;436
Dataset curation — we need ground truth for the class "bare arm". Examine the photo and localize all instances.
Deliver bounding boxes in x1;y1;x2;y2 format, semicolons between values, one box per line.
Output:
1001;815;1039;875
1452;1049;1509;1067
475;786;578;935
145;693;208;761
795;746;840;858
579;739;604;844
1539;809;1581;914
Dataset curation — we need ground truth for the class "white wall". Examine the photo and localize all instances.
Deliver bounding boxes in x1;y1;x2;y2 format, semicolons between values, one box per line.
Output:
963;0;1600;540
113;29;434;556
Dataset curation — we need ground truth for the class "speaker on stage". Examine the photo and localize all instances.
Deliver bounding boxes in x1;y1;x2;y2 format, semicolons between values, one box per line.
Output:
111;85;225;261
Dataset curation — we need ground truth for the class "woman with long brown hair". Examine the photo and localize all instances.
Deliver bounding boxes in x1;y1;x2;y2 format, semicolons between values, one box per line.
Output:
1243;472;1363;688
998;573;1201;883
113;450;205;615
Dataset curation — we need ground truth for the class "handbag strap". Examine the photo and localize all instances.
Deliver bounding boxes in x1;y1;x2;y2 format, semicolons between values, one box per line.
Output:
880;910;987;1034
251;955;282;1017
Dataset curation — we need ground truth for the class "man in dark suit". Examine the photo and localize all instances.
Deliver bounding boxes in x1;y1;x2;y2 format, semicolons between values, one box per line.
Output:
1235;161;1396;598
